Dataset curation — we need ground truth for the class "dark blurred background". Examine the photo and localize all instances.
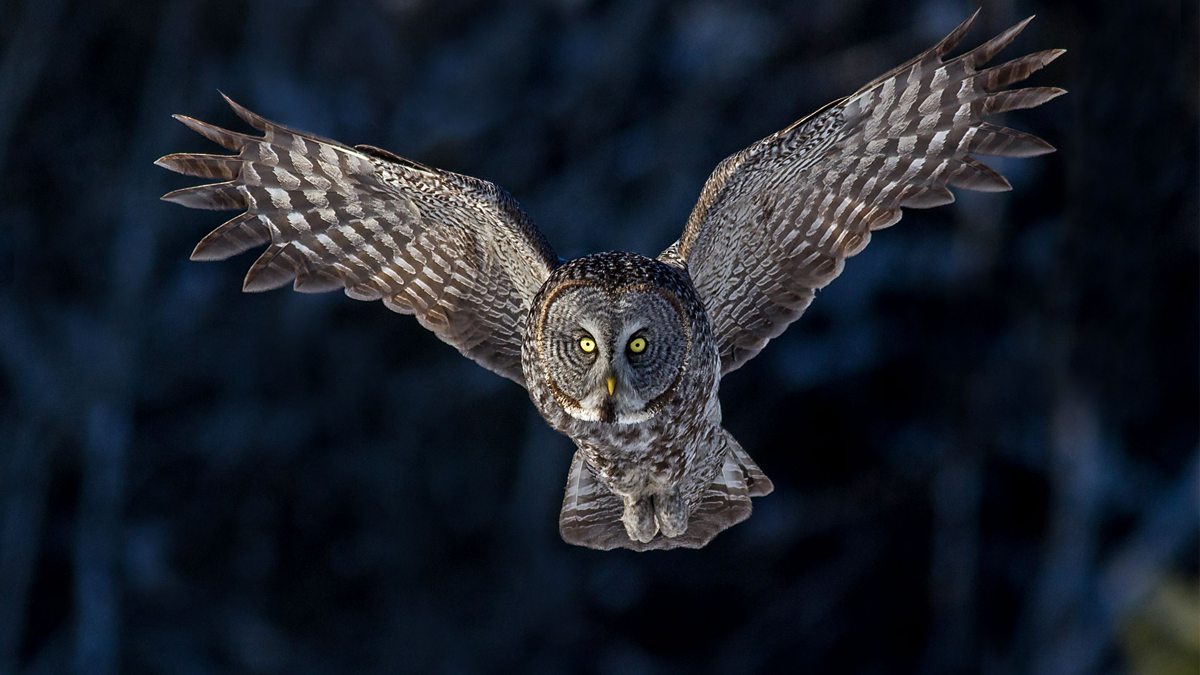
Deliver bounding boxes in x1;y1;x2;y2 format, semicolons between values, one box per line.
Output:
1;0;1196;673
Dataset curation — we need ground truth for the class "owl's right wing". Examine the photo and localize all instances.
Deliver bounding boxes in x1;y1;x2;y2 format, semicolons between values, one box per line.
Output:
662;12;1063;374
157;95;559;387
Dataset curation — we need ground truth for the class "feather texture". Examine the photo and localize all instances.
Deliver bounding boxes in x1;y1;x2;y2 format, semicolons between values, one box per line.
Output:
559;442;764;552
157;94;558;385
665;13;1064;374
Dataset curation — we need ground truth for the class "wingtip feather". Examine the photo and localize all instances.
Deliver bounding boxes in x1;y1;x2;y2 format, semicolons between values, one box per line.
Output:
161;182;245;210
154;152;240;179
187;213;270;261
934;8;981;57
172;113;255;151
984;86;1066;115
220;92;272;132
1020;138;1057;157
242;245;299;293
189;246;215;262
242;271;286;293
961;14;1037;68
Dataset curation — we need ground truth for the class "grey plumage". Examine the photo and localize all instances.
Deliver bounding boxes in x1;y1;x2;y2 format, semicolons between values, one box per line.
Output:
157;12;1062;551
669;11;1064;373
158;96;556;385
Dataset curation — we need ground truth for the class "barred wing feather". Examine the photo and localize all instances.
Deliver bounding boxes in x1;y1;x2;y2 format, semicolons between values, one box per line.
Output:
157;95;558;386
666;11;1064;374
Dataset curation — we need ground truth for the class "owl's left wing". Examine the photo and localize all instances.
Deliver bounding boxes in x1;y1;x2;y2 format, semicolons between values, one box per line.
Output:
663;12;1064;374
158;96;558;386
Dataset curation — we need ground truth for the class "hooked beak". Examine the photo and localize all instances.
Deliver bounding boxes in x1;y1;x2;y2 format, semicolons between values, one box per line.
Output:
605;375;616;397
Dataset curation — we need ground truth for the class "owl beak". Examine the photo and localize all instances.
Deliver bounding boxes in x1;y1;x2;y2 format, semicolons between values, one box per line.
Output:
605;375;616;397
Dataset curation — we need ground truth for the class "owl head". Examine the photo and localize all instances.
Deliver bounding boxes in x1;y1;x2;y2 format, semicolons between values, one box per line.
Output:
529;253;693;425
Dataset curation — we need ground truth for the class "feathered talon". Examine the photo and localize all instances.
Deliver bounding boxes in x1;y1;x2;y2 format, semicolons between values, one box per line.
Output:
654;488;688;538
621;496;659;544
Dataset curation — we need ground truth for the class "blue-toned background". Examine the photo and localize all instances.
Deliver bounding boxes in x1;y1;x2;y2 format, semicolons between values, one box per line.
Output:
1;0;1196;673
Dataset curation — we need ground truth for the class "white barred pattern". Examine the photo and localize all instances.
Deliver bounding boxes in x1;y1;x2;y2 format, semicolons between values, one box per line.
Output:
157;94;558;386
668;10;1064;374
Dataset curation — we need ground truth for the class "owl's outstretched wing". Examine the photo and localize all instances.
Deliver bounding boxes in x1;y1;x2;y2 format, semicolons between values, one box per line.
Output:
662;12;1064;374
158;95;558;386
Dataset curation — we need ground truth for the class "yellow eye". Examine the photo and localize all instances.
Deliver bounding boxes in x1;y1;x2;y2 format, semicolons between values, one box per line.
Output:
579;336;596;353
628;337;647;354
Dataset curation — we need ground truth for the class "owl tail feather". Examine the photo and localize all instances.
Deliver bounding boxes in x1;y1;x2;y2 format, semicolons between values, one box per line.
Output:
558;432;773;552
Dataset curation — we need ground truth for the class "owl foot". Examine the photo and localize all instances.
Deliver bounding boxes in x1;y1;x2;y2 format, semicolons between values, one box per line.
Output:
620;496;659;543
654;488;688;538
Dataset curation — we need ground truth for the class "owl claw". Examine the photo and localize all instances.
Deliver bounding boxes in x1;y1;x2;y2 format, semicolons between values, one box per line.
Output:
621;496;659;543
654;489;688;538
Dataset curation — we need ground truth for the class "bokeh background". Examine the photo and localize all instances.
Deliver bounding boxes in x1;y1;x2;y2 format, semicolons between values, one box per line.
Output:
1;0;1196;673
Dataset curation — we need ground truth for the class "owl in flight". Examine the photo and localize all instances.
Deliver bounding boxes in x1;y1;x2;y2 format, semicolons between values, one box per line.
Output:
158;12;1062;550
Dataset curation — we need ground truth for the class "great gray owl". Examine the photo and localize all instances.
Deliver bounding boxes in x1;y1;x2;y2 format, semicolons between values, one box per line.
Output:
157;12;1062;550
